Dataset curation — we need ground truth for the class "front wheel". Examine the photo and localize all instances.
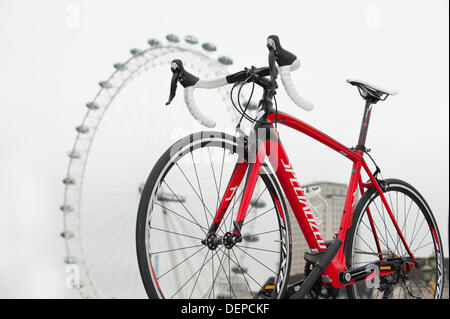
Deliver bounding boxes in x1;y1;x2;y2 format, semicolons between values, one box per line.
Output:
136;131;292;299
344;179;445;299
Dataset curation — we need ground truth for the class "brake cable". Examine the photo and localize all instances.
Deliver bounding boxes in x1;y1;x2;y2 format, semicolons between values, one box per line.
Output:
230;68;280;129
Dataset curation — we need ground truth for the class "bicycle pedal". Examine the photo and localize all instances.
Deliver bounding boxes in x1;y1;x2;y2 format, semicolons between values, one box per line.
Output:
259;284;275;298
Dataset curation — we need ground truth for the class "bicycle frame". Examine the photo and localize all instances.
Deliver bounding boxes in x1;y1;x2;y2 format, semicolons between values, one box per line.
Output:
208;109;416;290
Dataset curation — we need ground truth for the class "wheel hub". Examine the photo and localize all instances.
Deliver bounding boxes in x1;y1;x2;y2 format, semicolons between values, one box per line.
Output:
202;233;221;250
202;232;242;250
223;232;235;249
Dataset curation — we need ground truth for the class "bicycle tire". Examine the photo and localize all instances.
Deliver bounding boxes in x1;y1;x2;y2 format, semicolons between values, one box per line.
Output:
136;131;292;299
344;178;445;299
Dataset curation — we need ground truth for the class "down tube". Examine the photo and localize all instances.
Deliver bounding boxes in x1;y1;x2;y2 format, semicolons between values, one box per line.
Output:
265;137;327;252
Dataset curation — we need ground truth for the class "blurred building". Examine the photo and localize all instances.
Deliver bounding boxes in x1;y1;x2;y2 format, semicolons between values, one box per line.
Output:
289;181;348;277
287;182;450;300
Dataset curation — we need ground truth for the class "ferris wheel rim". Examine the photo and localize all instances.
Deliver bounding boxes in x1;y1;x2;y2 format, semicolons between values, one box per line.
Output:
61;35;237;298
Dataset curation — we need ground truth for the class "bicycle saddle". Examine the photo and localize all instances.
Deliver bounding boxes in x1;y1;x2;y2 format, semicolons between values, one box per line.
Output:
347;78;398;102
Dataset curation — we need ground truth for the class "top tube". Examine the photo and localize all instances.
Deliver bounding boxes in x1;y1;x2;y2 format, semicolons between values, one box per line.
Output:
265;112;363;164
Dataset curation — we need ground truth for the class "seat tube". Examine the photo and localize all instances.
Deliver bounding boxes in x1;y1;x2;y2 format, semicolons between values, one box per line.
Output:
357;98;374;150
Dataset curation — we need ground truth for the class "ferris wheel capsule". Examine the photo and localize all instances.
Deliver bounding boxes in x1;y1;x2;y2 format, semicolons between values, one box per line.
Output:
67;151;81;159
59;204;74;213
64;256;77;264
202;42;217;52
166;34;179;43
60;231;74;239
98;80;112;89
130;48;142;56
62;177;75;185
75;125;89;134
113;62;125;70
85;102;99;110
184;35;199;44
218;55;233;65
147;38;160;47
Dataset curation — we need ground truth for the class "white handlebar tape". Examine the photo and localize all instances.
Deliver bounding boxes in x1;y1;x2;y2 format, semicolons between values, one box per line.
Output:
279;64;314;111
195;77;228;89
290;58;301;72
184;87;216;128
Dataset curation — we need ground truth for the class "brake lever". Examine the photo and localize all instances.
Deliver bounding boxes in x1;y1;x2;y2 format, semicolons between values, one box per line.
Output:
165;61;181;105
166;71;179;105
166;59;199;106
268;49;279;90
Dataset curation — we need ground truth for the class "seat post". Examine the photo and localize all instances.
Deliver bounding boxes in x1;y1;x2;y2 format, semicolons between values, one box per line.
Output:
356;97;376;151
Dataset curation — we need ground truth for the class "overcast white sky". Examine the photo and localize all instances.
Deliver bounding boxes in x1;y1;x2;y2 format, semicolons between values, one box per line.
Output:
0;0;448;298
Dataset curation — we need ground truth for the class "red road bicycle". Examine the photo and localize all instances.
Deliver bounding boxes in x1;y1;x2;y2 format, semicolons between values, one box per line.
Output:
136;35;444;299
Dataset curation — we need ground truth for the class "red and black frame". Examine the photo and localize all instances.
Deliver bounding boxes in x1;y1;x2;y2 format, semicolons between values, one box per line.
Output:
202;76;419;296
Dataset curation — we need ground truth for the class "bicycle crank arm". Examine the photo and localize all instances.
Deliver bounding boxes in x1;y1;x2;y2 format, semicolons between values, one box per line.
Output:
284;279;305;298
339;258;416;284
291;238;342;299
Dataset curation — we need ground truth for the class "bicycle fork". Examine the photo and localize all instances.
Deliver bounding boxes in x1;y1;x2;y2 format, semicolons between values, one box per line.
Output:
202;138;266;250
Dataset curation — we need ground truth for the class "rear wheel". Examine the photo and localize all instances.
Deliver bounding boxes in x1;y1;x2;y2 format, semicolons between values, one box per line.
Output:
136;131;291;299
345;179;444;299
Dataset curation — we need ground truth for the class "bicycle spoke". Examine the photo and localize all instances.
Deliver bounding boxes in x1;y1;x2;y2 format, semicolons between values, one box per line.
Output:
154;202;208;232
411;241;433;254
149;226;203;241
220;185;268;235
216;186;245;235
207;247;234;299
242;229;279;239
175;162;214;221
214;248;237;298
150;244;204;256
355;232;381;261
210;248;215;299
408;214;427;250
245;186;268;219
206;147;221;211
230;248;259;298
388;191;403;256
401;196;414;251
411;231;432;255
157;245;206;281
410;206;421;243
227;249;232;298
188;250;210;299
216;148;226;211
243;207;275;226
372;200;401;256
228;162;248;232
189;152;212;228
353;248;381;257
234;245;278;275
171;249;220;299
236;244;281;254
359;217;390;255
162;180;207;236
